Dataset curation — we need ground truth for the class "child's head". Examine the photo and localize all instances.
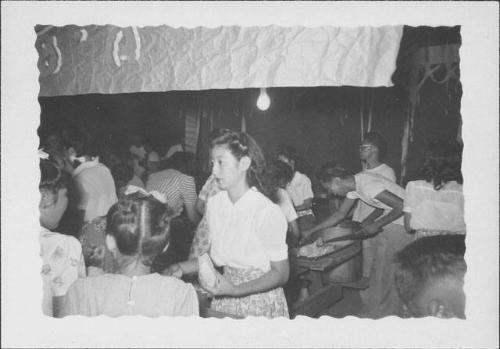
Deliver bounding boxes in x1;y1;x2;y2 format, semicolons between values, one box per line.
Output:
359;132;388;162
421;139;463;190
105;193;173;266
210;131;266;192
39;159;69;230
394;235;466;319
316;165;352;197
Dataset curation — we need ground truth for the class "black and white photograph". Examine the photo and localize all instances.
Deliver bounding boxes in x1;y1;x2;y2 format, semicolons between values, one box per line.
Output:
1;2;498;348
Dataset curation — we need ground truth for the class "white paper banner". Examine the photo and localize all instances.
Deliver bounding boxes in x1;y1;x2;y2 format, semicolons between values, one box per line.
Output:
36;24;403;96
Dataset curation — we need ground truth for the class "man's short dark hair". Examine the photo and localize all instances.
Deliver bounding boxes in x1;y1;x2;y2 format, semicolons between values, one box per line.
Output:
394;235;466;311
363;131;388;160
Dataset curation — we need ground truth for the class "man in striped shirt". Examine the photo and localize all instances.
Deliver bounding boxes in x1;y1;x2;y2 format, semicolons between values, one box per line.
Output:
146;168;200;225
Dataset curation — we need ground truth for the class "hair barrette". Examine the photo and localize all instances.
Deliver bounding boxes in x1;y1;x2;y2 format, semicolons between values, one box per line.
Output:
124;185;167;204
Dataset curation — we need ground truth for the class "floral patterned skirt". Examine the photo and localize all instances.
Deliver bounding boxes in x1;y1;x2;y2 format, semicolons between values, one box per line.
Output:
211;266;289;319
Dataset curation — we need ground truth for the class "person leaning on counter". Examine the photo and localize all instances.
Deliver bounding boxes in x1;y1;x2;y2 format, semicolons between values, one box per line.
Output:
302;166;413;319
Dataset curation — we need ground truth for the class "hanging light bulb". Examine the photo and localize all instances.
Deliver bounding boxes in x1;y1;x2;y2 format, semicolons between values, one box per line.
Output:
256;88;271;111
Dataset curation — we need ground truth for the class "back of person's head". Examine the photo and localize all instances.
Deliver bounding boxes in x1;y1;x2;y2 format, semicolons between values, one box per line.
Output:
394;235;466;319
363;132;388;160
106;193;173;266
421;139;463;190
39;159;70;229
211;130;267;193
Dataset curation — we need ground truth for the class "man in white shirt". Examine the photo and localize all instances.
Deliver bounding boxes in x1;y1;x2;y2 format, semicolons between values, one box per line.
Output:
72;158;117;222
63;131;117;225
354;132;397;285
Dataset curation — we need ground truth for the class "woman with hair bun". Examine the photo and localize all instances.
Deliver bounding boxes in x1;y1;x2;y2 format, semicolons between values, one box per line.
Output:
59;193;199;317
403;139;465;239
167;131;289;318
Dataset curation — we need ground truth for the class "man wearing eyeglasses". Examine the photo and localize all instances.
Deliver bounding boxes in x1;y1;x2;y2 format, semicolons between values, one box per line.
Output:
355;132;397;309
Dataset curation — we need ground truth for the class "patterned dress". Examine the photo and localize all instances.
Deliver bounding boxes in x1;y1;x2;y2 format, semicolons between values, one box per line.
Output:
40;228;86;316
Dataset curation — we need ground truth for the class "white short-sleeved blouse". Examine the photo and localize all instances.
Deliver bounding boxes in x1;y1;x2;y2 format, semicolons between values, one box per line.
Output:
206;188;288;272
286;171;314;207
72;160;118;222
404;180;466;233
346;172;405;225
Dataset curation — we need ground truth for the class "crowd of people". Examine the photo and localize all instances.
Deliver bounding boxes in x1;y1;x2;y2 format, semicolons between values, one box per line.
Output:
38;125;466;319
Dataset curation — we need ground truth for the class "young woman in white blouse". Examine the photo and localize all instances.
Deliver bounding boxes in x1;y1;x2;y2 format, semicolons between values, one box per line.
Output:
404;139;465;239
276;145;315;238
166;131;290;318
265;159;300;248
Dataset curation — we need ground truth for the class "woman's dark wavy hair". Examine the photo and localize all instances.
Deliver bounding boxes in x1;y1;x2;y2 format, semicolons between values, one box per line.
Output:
39;158;70;208
211;131;273;199
263;159;295;204
106;192;174;266
276;144;309;175
39;158;68;193
420;139;463;190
